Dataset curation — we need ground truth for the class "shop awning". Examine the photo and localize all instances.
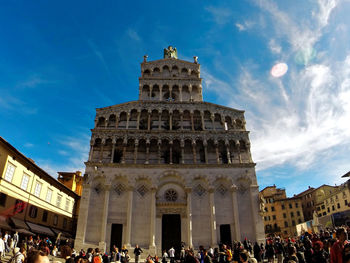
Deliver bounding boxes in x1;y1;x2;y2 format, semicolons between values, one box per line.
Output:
51;228;73;239
10;217;30;230
15;229;35;235
0;216;12;230
26;222;55;237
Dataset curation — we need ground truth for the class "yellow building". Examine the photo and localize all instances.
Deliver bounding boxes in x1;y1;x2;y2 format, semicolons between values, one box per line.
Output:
295;185;337;221
0;136;80;238
58;171;83;196
316;180;350;217
260;185;304;237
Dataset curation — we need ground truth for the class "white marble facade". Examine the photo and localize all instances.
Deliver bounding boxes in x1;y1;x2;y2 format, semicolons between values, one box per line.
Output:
75;48;265;254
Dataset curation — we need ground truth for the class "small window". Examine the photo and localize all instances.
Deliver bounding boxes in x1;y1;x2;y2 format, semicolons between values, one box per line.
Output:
321;204;325;209
297;211;300;216
332;205;335;211
289;203;292;209
65;199;70;211
295;203;299;208
34;182;42;197
29;206;37;218
292;220;296;226
20;174;30;190
46;189;53;203
283;213;286;218
345;200;348;206
272;215;276;220
56;194;62;207
4;163;15;182
271;206;275;211
42;210;48;222
53;215;58;226
0;193;7;206
282;204;285;210
284;221;288;227
63;218;67;228
327;207;330;213
337;203;340;209
290;212;294;217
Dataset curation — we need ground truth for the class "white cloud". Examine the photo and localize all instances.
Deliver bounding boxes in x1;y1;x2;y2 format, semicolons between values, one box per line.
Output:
205;6;233;25
24;143;34;148
127;28;141;41
37;134;90;178
203;52;350;173
256;0;338;52
269;39;282;54
235;21;255;31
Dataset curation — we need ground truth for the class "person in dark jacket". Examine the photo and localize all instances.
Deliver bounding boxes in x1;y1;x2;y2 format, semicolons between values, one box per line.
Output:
311;241;328;263
253;242;262;263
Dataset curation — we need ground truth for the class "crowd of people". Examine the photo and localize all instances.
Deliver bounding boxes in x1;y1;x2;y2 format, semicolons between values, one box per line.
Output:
3;226;350;263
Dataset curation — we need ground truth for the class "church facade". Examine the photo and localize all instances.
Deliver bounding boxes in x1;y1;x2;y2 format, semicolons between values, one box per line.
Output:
75;47;265;254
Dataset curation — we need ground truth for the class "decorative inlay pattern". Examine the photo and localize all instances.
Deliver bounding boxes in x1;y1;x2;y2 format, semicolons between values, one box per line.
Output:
137;185;149;197
217;184;227;196
194;184;206;197
114;183;125;196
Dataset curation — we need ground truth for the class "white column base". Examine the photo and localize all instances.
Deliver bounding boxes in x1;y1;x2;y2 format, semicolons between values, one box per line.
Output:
99;241;107;253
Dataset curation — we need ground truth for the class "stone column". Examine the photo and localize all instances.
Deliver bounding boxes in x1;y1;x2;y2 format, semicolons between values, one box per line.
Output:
179;86;183;102
236;141;242;163
159;86;162;101
204;141;208;164
180;112;184;130
246;142;253;163
181;140;185;164
169;142;173;164
215;143;220;164
125;187;134;247
209;189;218;247
136;111;141;130
158;140;162;164
134;140;138;164
158;113;162;130
99;185;111;251
169;112;173;130
201;112;205;130
192;141;197;164
190;112;194;131
121;143;126;164
186;188;193;248
126;113;130;129
211;115;215;131
148;111;151;131
99;139;105;162
249;185;259;241
145;141;150;164
149;188;156;253
75;184;91;247
115;116;119;129
104;118;108;128
110;142;116;163
231;185;241;241
88;144;94;162
226;144;232;164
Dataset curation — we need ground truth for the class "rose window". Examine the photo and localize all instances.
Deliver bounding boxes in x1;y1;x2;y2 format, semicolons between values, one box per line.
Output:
165;189;178;202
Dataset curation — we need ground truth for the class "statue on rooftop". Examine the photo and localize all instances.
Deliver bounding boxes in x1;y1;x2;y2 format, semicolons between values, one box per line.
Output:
164;46;178;59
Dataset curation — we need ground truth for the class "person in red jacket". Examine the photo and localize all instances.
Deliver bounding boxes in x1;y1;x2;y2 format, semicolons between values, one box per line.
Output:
331;227;349;263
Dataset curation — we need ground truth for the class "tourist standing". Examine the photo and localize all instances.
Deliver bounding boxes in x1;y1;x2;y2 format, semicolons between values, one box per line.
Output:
0;236;5;258
162;250;168;263
134;245;143;263
331;227;349;263
253;242;262;263
168;247;175;263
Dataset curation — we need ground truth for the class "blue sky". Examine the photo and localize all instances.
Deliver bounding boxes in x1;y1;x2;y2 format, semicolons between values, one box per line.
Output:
1;0;349;196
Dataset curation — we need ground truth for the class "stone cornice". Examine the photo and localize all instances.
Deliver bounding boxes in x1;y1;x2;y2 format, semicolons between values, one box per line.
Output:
85;162;256;168
96;101;245;115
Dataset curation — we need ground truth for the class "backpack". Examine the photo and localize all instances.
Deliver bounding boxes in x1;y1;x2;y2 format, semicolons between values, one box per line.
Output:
94;255;102;263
